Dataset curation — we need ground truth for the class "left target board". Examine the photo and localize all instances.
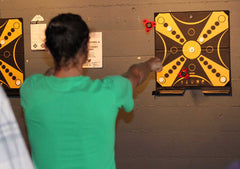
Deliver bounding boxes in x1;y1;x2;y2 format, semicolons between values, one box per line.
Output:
0;18;24;96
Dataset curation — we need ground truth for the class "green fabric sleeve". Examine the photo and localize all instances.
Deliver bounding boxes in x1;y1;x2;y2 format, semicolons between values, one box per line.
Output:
102;75;134;112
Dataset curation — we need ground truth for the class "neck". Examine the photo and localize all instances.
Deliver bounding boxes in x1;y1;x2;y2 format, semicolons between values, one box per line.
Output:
53;53;87;78
54;66;83;78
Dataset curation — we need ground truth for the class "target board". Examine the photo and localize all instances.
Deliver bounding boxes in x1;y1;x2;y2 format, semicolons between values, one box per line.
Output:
153;11;231;95
0;18;24;96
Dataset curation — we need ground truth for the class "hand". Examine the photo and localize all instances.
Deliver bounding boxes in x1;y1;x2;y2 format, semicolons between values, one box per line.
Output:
123;57;163;90
147;57;162;72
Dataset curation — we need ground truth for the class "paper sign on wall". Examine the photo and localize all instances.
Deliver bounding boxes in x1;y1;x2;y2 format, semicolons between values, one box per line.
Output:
30;23;46;50
30;15;46;50
83;32;103;68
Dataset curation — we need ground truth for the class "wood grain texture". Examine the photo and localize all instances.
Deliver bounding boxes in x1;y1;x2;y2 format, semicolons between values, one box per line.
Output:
1;0;239;168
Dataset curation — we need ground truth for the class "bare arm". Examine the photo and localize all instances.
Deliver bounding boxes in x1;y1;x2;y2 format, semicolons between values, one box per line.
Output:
123;57;162;91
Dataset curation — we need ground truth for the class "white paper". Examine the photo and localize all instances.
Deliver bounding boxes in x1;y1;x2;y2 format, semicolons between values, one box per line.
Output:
83;32;103;68
31;15;44;22
30;24;46;50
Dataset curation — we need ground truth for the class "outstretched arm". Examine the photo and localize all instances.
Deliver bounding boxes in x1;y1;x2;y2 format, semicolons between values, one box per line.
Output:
123;57;162;91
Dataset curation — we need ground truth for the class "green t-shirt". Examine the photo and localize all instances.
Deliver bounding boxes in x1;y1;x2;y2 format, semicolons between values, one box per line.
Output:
20;74;134;169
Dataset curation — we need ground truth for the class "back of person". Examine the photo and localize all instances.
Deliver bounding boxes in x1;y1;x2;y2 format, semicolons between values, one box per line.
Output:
20;13;162;169
20;74;133;169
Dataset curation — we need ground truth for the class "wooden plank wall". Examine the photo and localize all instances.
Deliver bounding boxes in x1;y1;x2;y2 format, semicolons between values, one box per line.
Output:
1;0;240;168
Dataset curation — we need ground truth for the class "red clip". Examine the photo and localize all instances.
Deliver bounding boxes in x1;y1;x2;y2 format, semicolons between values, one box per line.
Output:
178;67;189;79
142;19;156;33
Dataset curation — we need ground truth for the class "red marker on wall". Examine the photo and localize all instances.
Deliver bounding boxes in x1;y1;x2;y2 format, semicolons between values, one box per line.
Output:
178;67;189;79
142;19;156;33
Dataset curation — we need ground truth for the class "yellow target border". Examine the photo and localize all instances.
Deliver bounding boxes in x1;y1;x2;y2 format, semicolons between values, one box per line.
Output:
0;18;24;95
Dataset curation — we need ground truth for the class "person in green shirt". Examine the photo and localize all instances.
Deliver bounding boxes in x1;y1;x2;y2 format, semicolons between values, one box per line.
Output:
20;13;162;169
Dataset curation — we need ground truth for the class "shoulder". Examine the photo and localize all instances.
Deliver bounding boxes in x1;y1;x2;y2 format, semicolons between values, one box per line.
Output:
20;74;45;94
24;74;45;83
102;75;131;86
102;75;134;112
102;75;133;95
101;75;132;91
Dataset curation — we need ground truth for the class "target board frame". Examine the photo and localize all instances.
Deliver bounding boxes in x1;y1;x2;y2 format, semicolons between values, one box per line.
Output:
152;11;231;95
0;18;24;96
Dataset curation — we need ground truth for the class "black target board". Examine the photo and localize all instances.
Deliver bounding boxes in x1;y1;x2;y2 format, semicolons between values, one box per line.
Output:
153;11;231;95
0;18;24;96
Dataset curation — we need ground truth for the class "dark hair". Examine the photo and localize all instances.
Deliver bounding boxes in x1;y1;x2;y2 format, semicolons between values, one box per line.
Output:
45;13;89;70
